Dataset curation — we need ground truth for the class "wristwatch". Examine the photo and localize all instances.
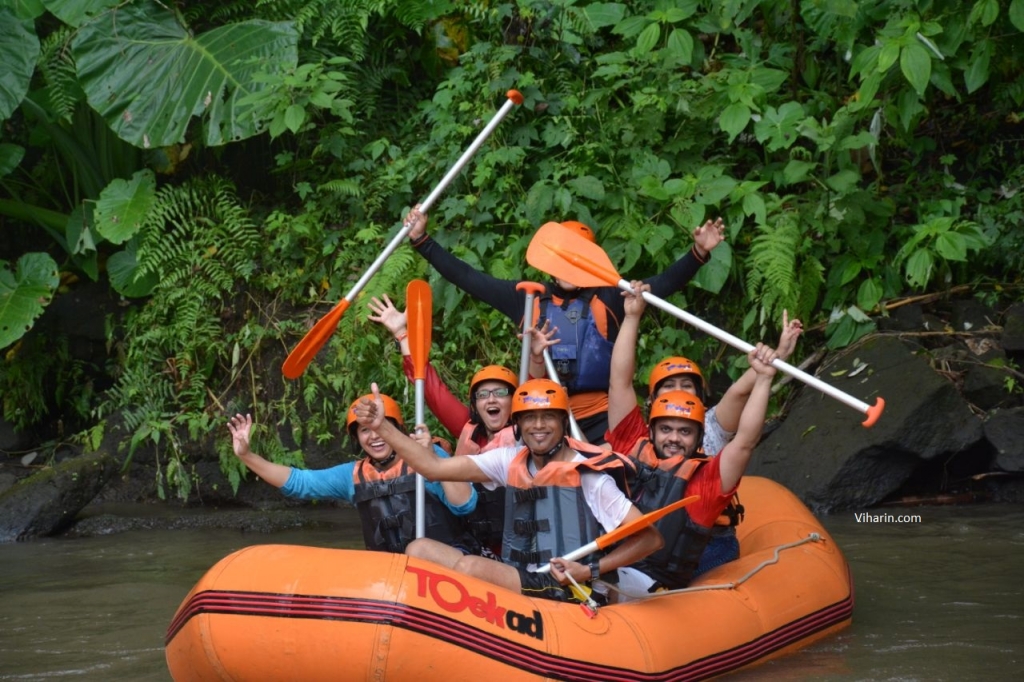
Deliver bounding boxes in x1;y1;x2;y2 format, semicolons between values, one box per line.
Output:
589;561;601;582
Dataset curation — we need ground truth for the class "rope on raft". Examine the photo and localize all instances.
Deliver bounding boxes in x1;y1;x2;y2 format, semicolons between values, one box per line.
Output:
601;533;823;602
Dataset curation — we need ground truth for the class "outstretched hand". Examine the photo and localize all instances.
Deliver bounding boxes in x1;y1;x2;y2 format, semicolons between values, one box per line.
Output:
777;310;804;362
227;414;253;459
692;217;727;259
367;294;407;336
523;319;560;359
621;279;649;318
405;203;428;241
353;383;386;430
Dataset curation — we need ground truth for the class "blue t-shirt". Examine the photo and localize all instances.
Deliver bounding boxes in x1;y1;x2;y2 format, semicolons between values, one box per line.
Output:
280;445;476;516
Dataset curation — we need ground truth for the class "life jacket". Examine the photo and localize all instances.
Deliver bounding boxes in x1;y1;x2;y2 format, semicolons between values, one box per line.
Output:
456;423;518;551
351;458;470;554
631;439;744;529
500;438;629;572
535;290;615;394
625;440;739;590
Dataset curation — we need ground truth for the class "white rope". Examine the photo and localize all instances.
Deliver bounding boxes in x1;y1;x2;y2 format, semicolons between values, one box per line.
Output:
602;533;823;602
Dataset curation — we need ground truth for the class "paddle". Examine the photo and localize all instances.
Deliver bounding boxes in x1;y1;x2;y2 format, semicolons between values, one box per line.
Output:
515;281;545;383
533;494;700;574
406;279;432;539
281;89;524;379
526;222;886;428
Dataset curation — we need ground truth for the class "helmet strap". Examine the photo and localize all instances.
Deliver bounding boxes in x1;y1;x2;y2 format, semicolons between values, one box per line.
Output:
369;451;397;470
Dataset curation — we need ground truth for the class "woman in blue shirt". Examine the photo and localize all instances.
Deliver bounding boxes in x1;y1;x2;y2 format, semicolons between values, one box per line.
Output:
227;393;478;554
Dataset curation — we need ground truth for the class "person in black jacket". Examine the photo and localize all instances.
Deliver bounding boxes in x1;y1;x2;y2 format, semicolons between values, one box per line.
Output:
404;207;727;442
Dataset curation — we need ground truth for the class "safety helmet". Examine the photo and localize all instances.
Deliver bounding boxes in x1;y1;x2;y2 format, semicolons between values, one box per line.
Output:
649;391;706;426
560;220;596;243
469;365;519;398
511;378;570;416
346;393;404;436
648;356;707;398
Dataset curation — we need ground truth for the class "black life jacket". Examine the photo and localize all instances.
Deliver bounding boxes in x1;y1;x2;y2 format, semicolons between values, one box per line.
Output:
351;458;473;554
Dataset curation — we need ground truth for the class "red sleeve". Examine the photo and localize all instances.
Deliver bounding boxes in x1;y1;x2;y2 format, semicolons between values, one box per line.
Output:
403;355;471;439
605;406;648;453
685;456;736;528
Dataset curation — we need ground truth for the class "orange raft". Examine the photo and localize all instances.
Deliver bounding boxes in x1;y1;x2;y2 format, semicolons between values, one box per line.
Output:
165;477;853;681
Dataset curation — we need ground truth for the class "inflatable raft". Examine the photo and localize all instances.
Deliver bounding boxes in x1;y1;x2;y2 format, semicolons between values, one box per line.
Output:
165;477;853;681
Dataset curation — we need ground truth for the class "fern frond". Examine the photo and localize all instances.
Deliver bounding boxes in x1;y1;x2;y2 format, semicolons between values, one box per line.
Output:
747;218;801;327
39;27;80;123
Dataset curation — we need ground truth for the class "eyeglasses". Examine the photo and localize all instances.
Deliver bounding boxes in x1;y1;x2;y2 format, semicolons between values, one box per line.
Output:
474;387;511;400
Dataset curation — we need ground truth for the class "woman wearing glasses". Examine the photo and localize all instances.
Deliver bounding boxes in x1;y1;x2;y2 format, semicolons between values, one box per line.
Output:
368;294;520;556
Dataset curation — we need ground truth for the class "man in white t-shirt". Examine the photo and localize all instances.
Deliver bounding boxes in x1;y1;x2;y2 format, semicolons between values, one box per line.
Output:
353;378;663;603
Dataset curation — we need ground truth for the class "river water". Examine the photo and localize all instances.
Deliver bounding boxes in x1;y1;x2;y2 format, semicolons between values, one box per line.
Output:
1;501;1021;681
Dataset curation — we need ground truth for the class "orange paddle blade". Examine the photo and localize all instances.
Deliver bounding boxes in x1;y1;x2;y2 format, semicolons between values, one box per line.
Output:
526;222;621;288
594;495;700;551
282;299;351;380
406;280;432;381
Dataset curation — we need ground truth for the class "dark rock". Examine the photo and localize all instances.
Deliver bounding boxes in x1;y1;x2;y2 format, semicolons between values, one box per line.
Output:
0;449;119;542
951;299;995;333
1003;302;1024;353
877;304;924;332
749;335;984;512
963;361;1021;410
984;406;1024;473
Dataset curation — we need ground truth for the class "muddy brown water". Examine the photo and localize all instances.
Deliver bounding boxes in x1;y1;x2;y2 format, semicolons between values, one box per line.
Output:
1;502;1021;681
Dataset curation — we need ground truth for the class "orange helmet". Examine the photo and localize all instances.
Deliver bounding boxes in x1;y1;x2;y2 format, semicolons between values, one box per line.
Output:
560;220;596;243
648;356;706;397
469;365;518;398
511;379;570;416
346;393;404;434
649;391;706;426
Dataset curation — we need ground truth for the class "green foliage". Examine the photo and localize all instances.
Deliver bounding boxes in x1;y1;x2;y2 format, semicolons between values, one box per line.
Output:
2;0;1022;501
0;253;59;350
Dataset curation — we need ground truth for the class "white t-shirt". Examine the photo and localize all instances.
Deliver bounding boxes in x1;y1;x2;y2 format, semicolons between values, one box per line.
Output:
470;446;632;533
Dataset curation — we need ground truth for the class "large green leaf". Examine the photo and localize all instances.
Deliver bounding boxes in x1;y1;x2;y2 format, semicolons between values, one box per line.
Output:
1011;0;1024;32
0;8;40;121
0;253;59;350
43;0;119;26
72;0;298;148
94;169;157;245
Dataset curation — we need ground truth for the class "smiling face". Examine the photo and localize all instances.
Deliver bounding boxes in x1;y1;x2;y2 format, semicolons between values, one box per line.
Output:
650;416;701;460
355;423;396;463
516;409;566;455
473;380;513;435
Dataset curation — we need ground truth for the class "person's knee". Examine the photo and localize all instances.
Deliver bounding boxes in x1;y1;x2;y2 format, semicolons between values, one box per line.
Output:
406;538;440;560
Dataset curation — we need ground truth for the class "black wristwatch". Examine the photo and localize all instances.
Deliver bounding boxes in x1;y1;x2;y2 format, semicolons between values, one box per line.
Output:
589;561;601;581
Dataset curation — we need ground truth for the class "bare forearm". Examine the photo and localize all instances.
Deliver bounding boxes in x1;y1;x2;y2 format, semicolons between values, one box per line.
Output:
607;313;641;432
236;452;291;488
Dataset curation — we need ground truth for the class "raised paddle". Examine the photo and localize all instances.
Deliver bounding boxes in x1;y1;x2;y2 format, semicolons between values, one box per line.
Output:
526;221;886;428
281;89;525;379
533;494;700;574
406;279;432;538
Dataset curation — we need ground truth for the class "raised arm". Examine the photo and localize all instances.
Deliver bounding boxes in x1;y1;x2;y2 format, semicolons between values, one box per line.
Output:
607;281;648;433
227;414;291;488
717;344;778;492
354;383;492;483
368;294;470;435
713;311;802;433
642;217;727;298
406;206;524;320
